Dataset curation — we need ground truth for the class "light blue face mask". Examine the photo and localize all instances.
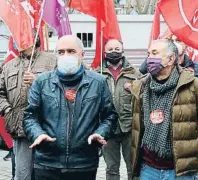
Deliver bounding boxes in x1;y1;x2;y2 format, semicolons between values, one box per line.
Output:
57;55;80;75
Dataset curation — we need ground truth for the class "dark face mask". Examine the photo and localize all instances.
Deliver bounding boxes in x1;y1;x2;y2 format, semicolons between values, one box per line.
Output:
19;53;31;60
19;50;38;60
105;52;123;64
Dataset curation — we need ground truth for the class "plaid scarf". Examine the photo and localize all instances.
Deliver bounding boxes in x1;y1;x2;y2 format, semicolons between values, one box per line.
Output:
142;67;179;158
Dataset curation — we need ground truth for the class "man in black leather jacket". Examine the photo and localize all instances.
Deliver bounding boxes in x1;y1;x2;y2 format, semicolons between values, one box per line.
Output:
23;35;118;180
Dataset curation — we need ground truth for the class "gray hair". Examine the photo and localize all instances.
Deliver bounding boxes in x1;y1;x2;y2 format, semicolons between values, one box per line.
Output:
165;39;178;58
153;39;178;58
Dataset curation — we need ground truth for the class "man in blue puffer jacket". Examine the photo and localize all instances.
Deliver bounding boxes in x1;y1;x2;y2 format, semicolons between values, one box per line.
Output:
23;35;118;180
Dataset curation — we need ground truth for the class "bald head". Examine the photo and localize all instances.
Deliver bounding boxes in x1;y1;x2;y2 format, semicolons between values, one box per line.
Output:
56;35;84;61
57;35;84;51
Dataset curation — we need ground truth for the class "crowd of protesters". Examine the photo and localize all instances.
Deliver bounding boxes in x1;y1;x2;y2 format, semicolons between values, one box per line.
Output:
0;32;198;180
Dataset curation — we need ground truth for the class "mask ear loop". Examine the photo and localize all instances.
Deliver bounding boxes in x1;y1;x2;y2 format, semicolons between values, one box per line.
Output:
163;54;177;67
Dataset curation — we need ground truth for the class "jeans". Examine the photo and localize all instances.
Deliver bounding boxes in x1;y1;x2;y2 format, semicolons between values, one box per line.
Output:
102;132;132;180
34;168;97;180
140;164;198;180
13;138;33;180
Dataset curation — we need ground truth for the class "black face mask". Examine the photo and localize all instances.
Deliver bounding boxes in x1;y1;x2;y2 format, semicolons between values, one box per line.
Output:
20;53;31;60
105;52;123;64
19;50;38;60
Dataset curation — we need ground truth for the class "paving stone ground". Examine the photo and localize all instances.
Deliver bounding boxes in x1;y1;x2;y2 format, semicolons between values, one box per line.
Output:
0;150;127;180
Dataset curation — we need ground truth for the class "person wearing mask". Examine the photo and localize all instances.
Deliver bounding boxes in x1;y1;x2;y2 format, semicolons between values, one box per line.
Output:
139;35;194;74
98;39;140;180
0;40;17;180
23;35;117;180
130;39;198;180
171;35;194;71
0;32;57;180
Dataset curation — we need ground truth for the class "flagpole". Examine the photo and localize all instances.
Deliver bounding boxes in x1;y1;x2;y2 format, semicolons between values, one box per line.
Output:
44;24;49;52
100;30;103;74
28;0;46;72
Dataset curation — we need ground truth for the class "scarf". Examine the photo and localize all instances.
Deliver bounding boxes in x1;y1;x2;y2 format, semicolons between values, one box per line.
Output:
142;67;179;158
56;64;85;86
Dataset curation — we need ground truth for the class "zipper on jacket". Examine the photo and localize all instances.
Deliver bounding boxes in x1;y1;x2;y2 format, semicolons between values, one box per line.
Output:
170;91;178;171
65;84;85;166
170;120;175;170
66;108;75;166
133;82;145;176
60;84;72;166
133;104;143;176
110;77;115;99
66;110;70;165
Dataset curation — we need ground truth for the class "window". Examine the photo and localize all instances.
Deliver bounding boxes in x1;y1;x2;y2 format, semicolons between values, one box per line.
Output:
77;33;93;48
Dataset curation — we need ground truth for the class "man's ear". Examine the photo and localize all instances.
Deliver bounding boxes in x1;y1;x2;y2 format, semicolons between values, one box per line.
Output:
80;51;85;59
168;54;176;66
79;51;85;62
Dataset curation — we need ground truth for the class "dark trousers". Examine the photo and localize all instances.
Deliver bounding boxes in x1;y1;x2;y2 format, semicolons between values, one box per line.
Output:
11;148;15;178
102;132;132;180
34;168;97;180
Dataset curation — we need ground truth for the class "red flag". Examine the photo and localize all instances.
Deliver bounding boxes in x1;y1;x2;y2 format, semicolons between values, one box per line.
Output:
148;4;161;47
68;0;121;68
4;37;19;64
68;0;107;22
159;28;173;39
160;28;198;62
0;0;34;51
21;0;45;50
0;116;13;149
30;0;45;50
29;0;45;51
94;19;103;69
159;0;198;49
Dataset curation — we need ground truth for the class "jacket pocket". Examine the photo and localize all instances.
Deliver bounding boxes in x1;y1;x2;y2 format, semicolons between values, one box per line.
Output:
7;70;19;91
80;95;99;122
42;92;59;107
82;95;98;102
36;141;59;155
120;90;132;105
81;95;99;107
78;142;98;158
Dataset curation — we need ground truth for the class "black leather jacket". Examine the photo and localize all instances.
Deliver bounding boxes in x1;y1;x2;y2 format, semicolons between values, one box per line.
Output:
23;70;117;169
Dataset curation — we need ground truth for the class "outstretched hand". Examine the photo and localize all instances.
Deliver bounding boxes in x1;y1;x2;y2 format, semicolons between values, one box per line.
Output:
29;134;56;149
88;134;107;145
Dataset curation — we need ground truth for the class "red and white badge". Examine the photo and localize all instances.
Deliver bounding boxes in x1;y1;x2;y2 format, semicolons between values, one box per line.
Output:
65;89;77;102
150;109;164;124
